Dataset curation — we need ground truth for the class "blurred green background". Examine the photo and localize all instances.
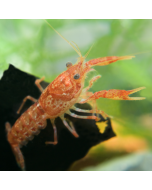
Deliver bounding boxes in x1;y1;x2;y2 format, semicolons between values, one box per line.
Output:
0;19;152;170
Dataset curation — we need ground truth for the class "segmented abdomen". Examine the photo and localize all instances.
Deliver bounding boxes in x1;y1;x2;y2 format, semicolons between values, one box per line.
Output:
8;102;47;146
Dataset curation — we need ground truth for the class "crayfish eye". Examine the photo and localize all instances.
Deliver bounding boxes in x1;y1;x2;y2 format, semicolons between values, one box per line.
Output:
66;62;73;68
73;73;80;80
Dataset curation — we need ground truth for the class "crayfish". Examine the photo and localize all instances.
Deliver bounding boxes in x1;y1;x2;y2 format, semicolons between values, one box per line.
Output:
5;21;145;170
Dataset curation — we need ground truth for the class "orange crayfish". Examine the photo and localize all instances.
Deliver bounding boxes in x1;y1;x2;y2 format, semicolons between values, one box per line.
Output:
5;21;145;170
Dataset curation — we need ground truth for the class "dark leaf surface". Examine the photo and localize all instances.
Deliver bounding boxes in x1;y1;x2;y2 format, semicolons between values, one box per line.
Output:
0;64;116;171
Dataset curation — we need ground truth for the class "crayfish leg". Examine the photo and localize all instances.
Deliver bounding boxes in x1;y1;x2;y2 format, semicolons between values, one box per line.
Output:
5;122;25;170
45;119;58;145
35;76;45;92
71;105;108;120
66;110;100;122
82;75;101;93
60;115;79;138
17;95;37;114
5;121;12;133
17;76;45;114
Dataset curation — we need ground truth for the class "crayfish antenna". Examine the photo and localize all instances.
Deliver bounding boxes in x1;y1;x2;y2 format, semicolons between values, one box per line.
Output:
84;44;94;60
44;20;82;58
71;41;82;57
71;41;85;63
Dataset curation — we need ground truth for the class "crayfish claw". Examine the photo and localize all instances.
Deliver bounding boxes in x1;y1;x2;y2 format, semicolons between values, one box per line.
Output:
127;97;146;100
127;87;146;100
128;87;145;94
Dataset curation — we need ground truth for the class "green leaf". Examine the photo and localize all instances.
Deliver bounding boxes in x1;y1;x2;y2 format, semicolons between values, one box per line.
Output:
83;152;152;171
